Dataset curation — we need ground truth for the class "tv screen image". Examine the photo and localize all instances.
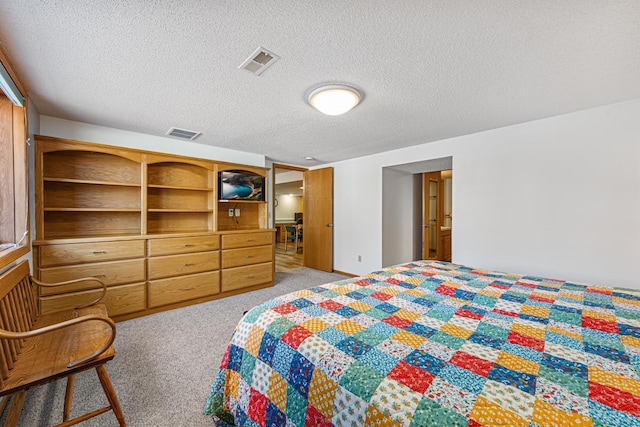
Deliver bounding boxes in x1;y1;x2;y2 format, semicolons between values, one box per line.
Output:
219;170;265;201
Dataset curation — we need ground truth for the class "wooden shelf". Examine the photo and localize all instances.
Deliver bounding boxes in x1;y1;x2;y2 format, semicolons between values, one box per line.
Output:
218;199;266;204
148;184;211;191
148;209;213;213
43;177;142;187
35;136;274;322
44;208;142;212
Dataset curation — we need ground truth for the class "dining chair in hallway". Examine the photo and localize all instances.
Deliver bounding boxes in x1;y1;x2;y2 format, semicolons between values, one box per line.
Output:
284;226;298;252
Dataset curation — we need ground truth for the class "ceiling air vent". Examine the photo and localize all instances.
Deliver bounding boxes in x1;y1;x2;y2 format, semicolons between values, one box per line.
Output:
166;127;202;141
239;47;280;76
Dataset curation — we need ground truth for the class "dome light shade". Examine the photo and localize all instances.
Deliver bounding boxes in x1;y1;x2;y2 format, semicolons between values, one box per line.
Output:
308;85;361;115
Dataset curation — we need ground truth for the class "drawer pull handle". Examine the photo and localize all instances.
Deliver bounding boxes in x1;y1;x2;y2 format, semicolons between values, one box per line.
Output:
92;251;107;254
184;244;194;247
246;275;255;279
183;263;195;267
180;287;195;291
245;255;254;259
246;238;256;242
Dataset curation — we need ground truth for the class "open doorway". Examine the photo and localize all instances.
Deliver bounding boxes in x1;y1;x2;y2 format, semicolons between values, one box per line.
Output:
381;156;452;268
272;164;306;271
422;170;452;261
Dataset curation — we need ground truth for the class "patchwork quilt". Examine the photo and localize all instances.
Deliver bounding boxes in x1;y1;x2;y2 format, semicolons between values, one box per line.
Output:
204;261;640;427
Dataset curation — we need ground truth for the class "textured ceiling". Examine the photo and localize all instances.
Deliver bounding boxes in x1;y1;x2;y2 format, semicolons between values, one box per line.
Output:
1;1;639;166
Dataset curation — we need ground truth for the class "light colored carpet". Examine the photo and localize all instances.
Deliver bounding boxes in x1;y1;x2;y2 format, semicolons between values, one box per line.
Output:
4;268;347;427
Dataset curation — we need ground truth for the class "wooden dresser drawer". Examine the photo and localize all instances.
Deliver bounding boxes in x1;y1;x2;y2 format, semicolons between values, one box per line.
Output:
148;235;220;257
222;246;272;269
148;271;220;308
39;240;145;267
221;262;273;292
222;232;273;249
148;251;219;280
39;258;145;296
40;282;146;317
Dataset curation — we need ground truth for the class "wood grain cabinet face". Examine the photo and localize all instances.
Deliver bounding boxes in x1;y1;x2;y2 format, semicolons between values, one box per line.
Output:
39;240;145;267
40;283;146;317
221;262;273;292
222;246;272;269
39;258;145;295
222;232;272;249
147;235;220;257
147;251;220;280
148;271;220;308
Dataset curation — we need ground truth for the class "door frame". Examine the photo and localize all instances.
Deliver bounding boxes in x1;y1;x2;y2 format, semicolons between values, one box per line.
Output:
272;163;307;262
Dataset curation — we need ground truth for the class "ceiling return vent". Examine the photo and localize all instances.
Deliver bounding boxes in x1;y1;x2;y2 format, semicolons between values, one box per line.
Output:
165;127;202;141
239;47;280;76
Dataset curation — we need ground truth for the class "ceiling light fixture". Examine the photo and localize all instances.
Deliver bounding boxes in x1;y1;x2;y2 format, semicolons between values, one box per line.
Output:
308;84;361;116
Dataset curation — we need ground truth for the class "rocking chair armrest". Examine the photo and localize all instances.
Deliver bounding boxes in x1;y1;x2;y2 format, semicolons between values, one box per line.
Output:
31;276;107;309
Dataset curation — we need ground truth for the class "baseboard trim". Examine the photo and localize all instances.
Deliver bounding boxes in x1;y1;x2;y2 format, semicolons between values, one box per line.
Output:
333;269;358;277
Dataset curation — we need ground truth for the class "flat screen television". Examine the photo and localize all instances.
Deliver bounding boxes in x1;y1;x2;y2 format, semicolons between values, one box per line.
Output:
219;170;265;201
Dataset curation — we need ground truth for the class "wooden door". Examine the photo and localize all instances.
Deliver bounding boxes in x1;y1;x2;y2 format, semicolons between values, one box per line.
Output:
303;167;333;271
422;172;442;260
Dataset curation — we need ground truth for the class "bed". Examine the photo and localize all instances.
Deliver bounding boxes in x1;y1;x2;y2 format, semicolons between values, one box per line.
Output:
204;260;640;426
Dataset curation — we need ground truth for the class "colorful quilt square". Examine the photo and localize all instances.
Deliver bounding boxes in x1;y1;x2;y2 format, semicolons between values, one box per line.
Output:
305;404;332;427
535;377;589;415
531;397;592;427
280;325;313;349
388;360;435;393
339;361;386;401
307;368;338;418
316;347;353;380
450;351;495;377
265;400;286;427
430;330;466;349
247;388;268;425
271;341;298;379
316;327;349;345
488;364;537;395
391;329;427;348
497;350;540;376
335;336;373;358
335;306;361;318
441;323;474;340
377;338;416;359
358;348;400;374
352;328;387;347
334;319;365;335
541;353;587;378
508;330;545;351
469;395;528;427
481;379;536;420
370;377;422;425
475;322;509;340
468;332;505;349
438;363;487;394
287;353;314;399
331;387;367;426
410;395;470;427
266;317;296;338
403;349;447;375
285;385;307;426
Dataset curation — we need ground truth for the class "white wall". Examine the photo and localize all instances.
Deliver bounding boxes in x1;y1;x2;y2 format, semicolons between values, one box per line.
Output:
382;168;414;267
275;195;302;221
39;116;265;167
329;99;640;289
